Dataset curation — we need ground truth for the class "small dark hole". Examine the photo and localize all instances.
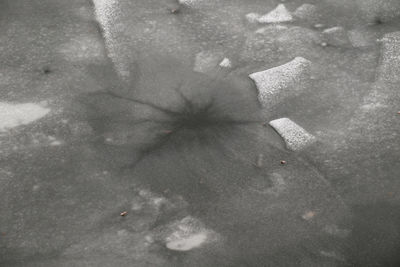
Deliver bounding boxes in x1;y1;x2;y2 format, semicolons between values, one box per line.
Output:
374;17;383;25
43;67;51;74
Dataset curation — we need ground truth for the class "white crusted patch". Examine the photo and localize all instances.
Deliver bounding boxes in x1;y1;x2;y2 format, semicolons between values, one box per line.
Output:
258;4;293;23
165;216;217;251
0;102;50;132
269;118;316;151
249;57;312;107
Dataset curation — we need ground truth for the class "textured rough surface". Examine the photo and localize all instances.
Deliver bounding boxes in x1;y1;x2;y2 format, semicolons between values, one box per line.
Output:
377;31;400;83
249;57;312;107
269;118;316;151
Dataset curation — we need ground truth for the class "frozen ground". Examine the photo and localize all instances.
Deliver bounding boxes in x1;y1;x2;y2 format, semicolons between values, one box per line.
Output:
1;0;400;266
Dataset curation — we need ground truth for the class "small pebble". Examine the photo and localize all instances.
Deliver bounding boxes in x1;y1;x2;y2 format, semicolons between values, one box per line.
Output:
280;160;286;165
120;211;128;217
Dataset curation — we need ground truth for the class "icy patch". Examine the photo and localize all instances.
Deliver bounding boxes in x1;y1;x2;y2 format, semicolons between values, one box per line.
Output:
0;102;50;132
258;4;293;24
219;58;232;68
322;26;350;47
269;118;316;151
249;57;312;107
165;216;217;251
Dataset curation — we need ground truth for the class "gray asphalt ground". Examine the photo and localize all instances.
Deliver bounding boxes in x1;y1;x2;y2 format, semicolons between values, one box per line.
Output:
0;0;400;266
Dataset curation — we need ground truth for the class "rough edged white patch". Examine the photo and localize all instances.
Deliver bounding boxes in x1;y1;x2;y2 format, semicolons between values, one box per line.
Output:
269;118;316;151
378;31;400;83
0;102;50;132
322;26;350;47
258;4;293;23
249;57;312;107
219;57;232;68
165;216;217;251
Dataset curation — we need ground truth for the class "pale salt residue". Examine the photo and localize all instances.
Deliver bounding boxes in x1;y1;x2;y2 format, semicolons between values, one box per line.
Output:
165;216;217;251
249;57;312;107
0;102;50;132
258;4;293;23
269;118;316;151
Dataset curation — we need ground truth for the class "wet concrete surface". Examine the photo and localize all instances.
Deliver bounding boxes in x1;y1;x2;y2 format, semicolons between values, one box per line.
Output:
1;0;400;266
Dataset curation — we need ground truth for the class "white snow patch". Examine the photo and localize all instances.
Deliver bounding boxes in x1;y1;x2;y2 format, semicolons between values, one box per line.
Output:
269;118;316;151
0;102;50;132
249;57;312;107
219;57;232;68
258;4;293;23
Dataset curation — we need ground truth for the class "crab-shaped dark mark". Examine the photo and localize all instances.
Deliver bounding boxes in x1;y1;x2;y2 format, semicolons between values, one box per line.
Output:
84;79;263;170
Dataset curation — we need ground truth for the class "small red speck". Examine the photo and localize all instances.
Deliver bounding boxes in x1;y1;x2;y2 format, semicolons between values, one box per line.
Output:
163;130;173;134
120;211;128;217
280;160;287;165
